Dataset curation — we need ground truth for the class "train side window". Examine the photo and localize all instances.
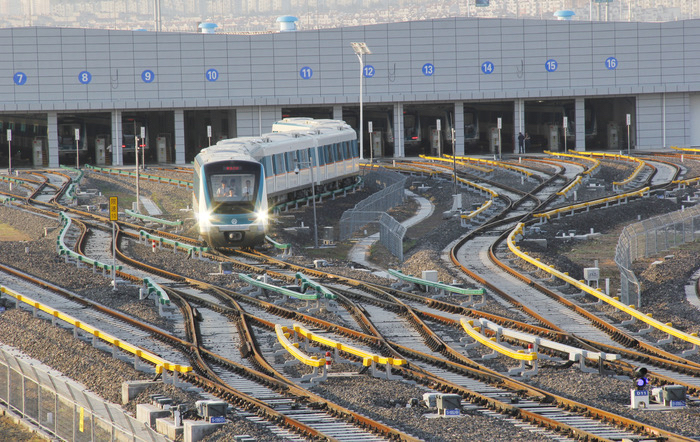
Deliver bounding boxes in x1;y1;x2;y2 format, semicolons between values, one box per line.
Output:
274;153;284;174
285;152;295;172
325;144;334;163
307;148;316;166
351;139;359;158
262;156;273;177
317;145;325;165
335;143;343;161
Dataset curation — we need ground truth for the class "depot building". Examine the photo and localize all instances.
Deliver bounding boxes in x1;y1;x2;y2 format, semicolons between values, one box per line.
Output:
1;16;699;169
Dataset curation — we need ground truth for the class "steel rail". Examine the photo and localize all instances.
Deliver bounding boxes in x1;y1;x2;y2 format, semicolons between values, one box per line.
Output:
110;239;422;441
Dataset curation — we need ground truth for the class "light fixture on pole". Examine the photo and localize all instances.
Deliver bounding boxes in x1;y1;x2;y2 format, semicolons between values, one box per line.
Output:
140;126;146;170
75;128;80;169
626;113;631;156
7;129;11;175
294;160;318;249
497;117;502;160
452;127;457;195
135;124;141;214
351;42;371;161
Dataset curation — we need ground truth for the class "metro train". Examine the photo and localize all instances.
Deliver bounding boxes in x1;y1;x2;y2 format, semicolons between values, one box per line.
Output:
58;121;88;161
193;118;359;248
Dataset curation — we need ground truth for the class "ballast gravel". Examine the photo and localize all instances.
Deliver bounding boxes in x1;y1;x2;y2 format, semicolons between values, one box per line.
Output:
3;162;700;440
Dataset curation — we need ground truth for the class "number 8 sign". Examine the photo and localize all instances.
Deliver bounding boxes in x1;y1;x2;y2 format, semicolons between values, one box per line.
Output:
78;71;92;84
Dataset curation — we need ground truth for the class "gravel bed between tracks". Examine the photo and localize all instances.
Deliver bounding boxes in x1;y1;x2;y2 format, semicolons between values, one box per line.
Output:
3;161;700;440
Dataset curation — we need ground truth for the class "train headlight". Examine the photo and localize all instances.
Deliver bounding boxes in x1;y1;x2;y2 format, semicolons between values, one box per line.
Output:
255;210;269;225
198;210;215;227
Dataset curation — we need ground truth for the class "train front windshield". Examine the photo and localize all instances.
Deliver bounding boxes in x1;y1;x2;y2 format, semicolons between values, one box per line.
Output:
206;163;260;214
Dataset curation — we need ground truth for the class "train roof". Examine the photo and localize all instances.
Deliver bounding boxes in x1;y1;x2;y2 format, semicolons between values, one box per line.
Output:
271;118;353;133
195;118;356;164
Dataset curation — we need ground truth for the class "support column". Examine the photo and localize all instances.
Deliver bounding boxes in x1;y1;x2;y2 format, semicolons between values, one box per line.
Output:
514;99;525;153
110;110;123;166
393;103;404;158
454;102;464;156
332;105;343;121
575;97;586;151
227;109;237;139
47;112;59;168
235;106;281;137
174;109;185;165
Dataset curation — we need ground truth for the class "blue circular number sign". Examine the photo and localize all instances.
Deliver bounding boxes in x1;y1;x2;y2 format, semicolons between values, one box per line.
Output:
363;65;375;78
300;67;313;79
206;69;219;82
13;72;27;85
545;59;558;72
142;70;155;83
605;57;618;70
422;63;434;76
481;61;494;74
78;71;92;84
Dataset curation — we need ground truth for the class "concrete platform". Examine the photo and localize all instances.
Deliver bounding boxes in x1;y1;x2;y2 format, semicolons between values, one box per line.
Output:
184;419;225;442
136;403;171;428
156;417;184;440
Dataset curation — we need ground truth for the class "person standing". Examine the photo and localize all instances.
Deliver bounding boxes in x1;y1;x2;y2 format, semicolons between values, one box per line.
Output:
242;179;254;200
517;132;525;154
524;133;531;153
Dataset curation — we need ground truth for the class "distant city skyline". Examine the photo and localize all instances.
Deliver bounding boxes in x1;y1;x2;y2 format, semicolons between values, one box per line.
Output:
2;0;698;33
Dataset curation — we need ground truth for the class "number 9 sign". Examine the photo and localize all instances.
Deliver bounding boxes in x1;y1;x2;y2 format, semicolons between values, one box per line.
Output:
141;70;155;83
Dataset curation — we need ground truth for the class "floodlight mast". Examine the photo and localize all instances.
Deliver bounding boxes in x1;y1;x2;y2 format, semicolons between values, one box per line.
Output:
351;42;371;161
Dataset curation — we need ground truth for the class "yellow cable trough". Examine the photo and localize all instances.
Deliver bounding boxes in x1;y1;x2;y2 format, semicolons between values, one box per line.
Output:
459;318;538;361
293;323;406;367
275;325;325;367
0;286;192;374
447;154;534;177
418;154;494;174
533;187;649;219
544;150;601;175
568;150;646;187
670;146;700;153
507;223;700;347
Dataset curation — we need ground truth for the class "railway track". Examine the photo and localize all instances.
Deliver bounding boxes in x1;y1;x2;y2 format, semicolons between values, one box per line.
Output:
2;159;700;441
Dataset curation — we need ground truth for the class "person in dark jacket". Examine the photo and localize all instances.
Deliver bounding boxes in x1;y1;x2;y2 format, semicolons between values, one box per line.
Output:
517;132;525;153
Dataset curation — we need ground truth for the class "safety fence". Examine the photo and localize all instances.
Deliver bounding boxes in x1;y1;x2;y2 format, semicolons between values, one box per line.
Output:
0;345;167;442
378;213;406;262
339;170;407;260
510;223;700;351
615;204;700;306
